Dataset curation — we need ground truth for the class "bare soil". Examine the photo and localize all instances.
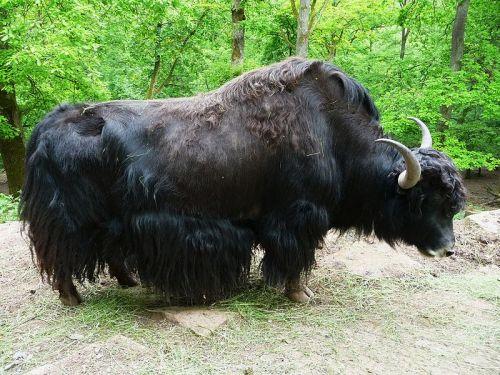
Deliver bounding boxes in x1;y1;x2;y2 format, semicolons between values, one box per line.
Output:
464;169;500;211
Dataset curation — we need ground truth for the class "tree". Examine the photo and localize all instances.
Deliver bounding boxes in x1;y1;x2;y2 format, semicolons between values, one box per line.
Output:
0;85;24;195
291;0;328;57
0;0;497;194
451;0;470;71
293;0;311;57
145;8;209;99
0;6;25;195
0;1;109;194
231;0;246;66
398;0;411;60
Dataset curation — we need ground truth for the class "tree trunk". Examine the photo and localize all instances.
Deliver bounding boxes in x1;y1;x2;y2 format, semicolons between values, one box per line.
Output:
451;0;470;71
295;0;311;57
231;0;245;66
438;0;470;147
400;27;409;59
437;104;452;145
0;86;25;195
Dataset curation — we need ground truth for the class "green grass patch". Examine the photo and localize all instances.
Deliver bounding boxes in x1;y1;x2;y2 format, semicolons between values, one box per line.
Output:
0;193;19;223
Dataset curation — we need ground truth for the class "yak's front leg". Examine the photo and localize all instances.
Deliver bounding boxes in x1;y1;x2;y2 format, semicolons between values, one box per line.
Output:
259;200;329;303
54;277;82;306
285;278;315;303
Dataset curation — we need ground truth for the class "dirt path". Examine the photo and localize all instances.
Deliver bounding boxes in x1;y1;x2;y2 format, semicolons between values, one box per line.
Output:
1;211;499;374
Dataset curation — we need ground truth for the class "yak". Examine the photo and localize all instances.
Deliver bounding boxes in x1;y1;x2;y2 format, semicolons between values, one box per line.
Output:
20;58;466;306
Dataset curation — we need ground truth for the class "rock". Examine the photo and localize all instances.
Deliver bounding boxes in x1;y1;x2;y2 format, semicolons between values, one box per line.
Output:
463;209;500;236
149;307;234;336
27;335;152;375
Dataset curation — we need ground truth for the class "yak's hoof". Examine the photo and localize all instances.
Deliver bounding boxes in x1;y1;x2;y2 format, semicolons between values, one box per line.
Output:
287;285;314;303
59;291;82;306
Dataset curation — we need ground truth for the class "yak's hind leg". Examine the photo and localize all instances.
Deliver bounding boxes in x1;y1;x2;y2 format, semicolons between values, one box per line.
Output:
258;200;329;303
108;258;138;287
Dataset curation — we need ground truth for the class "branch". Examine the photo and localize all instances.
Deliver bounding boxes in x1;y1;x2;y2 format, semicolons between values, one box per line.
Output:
278;29;295;49
27;75;43;97
310;0;317;16
290;0;298;20
154;9;209;95
53;73;79;85
146;22;163;99
308;0;328;33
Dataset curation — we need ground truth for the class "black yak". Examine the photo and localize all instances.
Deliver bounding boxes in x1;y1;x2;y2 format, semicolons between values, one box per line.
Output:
20;58;466;305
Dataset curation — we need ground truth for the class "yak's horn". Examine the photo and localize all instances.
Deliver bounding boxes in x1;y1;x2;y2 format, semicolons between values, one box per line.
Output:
408;117;432;148
375;139;422;189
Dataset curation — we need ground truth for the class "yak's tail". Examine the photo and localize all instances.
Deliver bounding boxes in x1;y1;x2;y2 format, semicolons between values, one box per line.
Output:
19;104;112;286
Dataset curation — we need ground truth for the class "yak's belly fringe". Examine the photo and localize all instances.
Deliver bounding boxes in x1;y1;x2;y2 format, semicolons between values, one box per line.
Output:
126;212;255;301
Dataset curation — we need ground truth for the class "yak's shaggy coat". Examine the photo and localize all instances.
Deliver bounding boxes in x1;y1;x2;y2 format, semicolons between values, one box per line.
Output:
20;58;465;303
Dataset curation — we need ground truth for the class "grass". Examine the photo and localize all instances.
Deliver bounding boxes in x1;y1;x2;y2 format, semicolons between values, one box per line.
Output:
0;193;18;223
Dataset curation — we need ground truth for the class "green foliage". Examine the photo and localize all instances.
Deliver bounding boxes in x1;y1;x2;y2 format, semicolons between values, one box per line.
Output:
441;137;499;171
0;115;19;139
0;0;498;171
0;193;18;223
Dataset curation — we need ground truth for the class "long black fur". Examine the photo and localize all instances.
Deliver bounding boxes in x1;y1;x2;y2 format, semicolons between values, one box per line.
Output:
20;58;466;302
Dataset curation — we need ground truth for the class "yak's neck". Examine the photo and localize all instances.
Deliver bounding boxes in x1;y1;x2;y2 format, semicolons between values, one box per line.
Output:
331;142;402;237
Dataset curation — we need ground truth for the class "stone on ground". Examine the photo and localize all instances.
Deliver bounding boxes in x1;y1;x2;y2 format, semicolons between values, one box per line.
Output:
149;307;234;336
463;209;499;235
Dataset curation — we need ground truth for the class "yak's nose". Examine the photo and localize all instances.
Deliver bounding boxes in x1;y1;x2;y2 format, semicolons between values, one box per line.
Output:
423;240;455;258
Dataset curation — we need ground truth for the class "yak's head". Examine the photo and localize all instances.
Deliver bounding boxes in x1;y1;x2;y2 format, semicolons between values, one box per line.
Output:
376;118;466;257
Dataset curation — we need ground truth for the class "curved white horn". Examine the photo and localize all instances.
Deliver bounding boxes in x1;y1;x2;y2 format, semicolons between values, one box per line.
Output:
375;139;422;189
408;117;432;148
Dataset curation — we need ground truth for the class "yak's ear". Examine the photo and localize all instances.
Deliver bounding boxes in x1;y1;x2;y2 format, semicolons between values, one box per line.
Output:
328;71;348;93
328;69;379;119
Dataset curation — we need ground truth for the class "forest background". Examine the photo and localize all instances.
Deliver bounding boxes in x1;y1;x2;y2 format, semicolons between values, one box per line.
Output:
0;0;498;195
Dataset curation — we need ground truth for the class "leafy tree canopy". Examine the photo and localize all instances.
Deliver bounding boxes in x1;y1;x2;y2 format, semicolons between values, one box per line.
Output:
1;0;498;171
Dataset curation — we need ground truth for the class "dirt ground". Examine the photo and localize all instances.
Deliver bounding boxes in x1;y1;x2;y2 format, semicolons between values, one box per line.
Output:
0;205;498;374
464;169;500;211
